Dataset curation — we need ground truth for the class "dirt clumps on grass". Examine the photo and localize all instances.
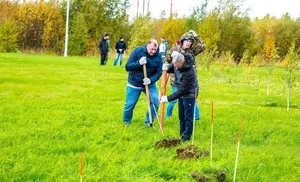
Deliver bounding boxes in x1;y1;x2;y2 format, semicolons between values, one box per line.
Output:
190;170;227;182
216;172;226;182
155;138;181;148
176;145;209;159
190;171;212;182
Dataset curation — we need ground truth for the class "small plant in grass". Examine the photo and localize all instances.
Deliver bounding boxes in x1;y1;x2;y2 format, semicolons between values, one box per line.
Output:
241;63;252;84
280;43;300;111
218;51;235;71
265;48;281;96
197;48;217;72
218;51;237;84
251;54;265;94
250;53;264;67
241;50;262;92
250;74;262;94
239;49;251;66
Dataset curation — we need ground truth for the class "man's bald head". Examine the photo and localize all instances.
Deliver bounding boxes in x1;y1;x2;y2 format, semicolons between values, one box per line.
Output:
147;39;158;56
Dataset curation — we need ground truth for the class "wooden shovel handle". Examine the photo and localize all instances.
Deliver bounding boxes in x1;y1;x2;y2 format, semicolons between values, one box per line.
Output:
143;64;152;125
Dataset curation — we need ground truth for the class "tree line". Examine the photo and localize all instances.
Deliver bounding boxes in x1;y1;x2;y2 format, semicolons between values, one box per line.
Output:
0;0;300;65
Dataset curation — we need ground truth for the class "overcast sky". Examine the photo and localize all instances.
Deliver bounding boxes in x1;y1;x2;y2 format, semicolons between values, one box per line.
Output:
128;0;300;19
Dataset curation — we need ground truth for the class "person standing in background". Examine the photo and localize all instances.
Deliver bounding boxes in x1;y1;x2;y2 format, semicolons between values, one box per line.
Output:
104;37;110;65
162;36;168;53
99;34;109;65
160;36;168;59
159;38;166;60
113;37;127;66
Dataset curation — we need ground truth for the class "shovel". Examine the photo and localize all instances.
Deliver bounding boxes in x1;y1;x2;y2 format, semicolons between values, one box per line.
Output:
143;64;153;127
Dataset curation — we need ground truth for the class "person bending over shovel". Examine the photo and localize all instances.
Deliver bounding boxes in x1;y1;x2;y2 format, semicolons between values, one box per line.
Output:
160;51;198;141
165;30;205;120
123;39;163;127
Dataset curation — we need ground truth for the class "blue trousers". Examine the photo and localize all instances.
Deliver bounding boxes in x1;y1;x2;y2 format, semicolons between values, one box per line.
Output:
166;86;200;120
178;97;195;141
113;53;124;66
123;84;159;125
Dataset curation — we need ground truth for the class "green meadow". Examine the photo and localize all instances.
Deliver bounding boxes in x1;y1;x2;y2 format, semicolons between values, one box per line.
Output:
1;53;299;181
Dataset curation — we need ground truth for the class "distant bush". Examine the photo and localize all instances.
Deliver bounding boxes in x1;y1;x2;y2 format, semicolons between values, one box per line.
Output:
0;19;19;52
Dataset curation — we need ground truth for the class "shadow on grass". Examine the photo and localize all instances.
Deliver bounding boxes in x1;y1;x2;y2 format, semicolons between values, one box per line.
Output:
262;99;299;109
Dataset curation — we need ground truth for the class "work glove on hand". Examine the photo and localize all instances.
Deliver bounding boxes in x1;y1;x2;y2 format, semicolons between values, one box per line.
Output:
162;63;169;71
189;30;198;37
143;78;151;85
160;96;168;103
139;56;147;65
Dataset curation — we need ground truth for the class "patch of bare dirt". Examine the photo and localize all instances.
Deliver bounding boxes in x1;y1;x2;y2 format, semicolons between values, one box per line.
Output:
217;172;226;182
191;170;226;182
176;145;209;159
190;171;212;182
155;138;181;148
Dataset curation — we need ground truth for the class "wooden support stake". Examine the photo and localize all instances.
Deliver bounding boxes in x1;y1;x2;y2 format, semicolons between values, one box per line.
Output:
233;117;243;182
210;101;214;166
80;153;83;182
192;88;197;145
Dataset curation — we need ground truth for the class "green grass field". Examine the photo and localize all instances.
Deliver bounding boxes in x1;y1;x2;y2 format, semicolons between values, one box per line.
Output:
1;53;300;181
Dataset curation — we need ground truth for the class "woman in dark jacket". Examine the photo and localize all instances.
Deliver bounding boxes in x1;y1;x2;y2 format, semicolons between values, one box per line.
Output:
161;51;198;141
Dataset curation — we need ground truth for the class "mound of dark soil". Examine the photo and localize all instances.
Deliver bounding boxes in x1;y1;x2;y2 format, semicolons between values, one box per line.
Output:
190;171;212;182
176;145;209;159
217;172;226;182
155;138;181;148
191;171;226;182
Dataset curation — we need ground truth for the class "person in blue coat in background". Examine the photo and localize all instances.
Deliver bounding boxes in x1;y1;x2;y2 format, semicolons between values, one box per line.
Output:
123;39;163;126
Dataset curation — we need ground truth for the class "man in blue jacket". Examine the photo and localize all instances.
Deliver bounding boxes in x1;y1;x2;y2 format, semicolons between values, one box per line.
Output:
123;39;163;126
